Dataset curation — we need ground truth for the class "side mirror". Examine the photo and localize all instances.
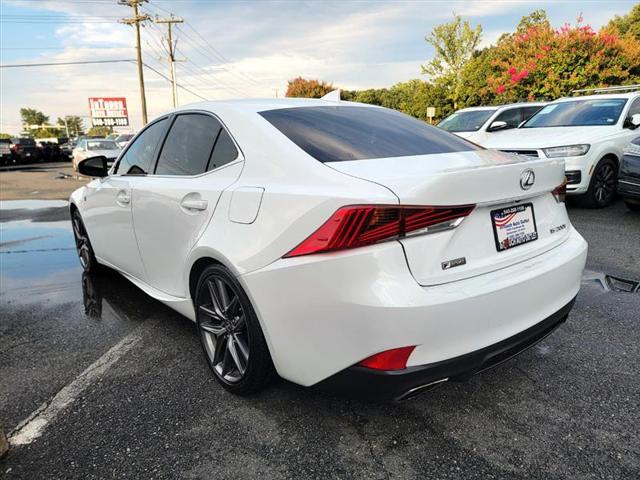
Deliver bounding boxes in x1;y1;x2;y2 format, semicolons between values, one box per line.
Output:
630;113;640;129
487;120;508;132
78;156;108;178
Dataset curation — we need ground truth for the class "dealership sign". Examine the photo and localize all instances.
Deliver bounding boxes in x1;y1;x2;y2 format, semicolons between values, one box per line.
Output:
88;97;129;127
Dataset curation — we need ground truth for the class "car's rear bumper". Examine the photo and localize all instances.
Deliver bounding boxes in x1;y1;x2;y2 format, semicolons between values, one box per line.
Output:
241;227;587;388
315;297;575;402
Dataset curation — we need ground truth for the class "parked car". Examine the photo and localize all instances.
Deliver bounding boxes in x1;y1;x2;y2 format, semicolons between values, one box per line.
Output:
619;136;640;212
69;97;587;401
9;137;37;164
0;139;12;165
58;138;73;160
483;88;640;208
72;139;120;171
437;102;546;144
115;133;135;149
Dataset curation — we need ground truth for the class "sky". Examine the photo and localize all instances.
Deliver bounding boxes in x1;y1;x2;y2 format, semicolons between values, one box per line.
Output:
0;0;637;133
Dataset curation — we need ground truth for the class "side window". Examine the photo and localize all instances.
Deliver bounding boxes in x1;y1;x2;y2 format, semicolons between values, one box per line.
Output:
493;108;521;129
521;106;543;123
155;114;222;176
208;129;239;171
115;118;168;175
628;97;640;118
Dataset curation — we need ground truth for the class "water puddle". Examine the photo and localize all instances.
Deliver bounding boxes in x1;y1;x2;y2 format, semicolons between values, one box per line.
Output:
1;200;80;306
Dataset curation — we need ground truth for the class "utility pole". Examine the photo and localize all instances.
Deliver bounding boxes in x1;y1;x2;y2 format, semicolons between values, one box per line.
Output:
119;0;150;124
155;16;184;108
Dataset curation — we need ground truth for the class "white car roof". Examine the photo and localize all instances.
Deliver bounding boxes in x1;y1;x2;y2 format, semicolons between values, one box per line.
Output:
455;102;547;113
553;92;640;102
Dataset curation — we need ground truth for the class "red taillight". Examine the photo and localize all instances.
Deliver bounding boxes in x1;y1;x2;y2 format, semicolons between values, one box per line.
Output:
284;204;475;258
553;179;567;203
10;144;20;152
359;346;416;371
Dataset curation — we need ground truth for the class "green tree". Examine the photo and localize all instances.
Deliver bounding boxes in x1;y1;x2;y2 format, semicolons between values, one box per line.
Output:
20;108;49;128
422;15;482;108
606;3;640;40
57;116;85;137
32;126;63;138
488;14;640;103
87;125;113;137
285;77;335;98
516;9;550;32
0;133;11;139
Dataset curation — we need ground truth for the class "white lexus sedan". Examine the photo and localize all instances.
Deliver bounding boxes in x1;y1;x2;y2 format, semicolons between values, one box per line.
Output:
70;97;587;401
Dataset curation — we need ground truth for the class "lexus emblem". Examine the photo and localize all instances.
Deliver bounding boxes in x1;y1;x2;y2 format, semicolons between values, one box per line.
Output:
520;169;535;190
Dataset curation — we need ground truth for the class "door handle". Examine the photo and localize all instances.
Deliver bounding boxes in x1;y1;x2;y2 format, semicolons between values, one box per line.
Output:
116;190;130;206
181;198;208;211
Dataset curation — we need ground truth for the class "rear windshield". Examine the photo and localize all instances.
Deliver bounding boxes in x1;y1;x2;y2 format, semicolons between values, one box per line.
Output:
260;106;477;162
15;138;36;145
438;109;496;132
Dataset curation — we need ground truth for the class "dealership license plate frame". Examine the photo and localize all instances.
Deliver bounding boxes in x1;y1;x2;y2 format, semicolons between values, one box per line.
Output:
490;202;538;252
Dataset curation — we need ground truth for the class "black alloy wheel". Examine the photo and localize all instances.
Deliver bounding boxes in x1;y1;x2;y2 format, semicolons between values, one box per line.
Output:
71;209;99;272
196;264;274;395
582;158;617;208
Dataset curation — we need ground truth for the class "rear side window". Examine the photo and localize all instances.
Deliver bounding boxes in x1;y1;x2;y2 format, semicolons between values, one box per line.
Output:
156;114;222;176
116;118;168;175
208;129;238;171
260;106;477;162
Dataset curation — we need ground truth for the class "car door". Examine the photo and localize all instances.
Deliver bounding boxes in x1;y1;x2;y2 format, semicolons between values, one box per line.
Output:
132;112;244;297
81;117;169;279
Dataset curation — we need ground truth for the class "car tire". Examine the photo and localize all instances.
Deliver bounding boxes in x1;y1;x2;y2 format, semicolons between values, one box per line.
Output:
195;264;275;395
579;157;618;208
625;200;640;212
71;209;101;273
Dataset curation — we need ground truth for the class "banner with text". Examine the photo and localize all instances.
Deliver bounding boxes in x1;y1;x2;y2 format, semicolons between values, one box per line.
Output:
88;97;129;127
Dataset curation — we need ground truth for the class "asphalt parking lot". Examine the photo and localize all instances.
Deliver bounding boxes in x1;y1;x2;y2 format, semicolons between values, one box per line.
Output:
1;186;639;478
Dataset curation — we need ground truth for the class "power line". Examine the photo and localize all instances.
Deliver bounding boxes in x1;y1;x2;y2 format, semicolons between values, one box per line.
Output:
142;62;207;101
144;2;257;93
183;23;260;87
140;10;250;98
0;46;133;50
0;59;136;68
169;29;251;97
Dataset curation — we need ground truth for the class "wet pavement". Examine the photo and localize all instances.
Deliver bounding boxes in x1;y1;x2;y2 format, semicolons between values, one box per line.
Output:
1;199;639;479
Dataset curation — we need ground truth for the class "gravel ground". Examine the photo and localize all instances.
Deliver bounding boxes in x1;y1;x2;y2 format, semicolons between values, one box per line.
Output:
0;193;638;479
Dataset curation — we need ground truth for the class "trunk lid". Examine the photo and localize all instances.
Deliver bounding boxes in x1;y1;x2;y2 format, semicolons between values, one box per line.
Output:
326;149;571;285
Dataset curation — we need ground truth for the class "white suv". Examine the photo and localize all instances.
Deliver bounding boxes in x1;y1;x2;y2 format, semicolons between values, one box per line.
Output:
484;89;640;207
438;102;546;144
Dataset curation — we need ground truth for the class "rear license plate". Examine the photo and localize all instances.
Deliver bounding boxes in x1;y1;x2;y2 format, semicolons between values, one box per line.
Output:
491;203;538;252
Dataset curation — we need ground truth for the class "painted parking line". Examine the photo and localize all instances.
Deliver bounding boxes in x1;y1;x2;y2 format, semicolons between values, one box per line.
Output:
9;331;142;446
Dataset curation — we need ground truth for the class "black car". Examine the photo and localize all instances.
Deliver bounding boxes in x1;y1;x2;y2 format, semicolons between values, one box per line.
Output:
0;138;12;165
619;136;640;212
10;137;37;164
